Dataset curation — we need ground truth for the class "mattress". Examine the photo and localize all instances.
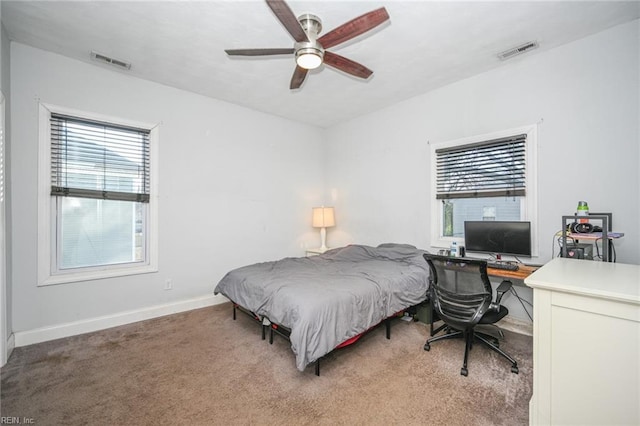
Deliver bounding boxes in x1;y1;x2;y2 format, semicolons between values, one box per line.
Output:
214;244;430;371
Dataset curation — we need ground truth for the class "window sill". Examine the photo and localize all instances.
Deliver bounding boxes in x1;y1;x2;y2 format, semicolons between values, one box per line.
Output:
39;264;158;287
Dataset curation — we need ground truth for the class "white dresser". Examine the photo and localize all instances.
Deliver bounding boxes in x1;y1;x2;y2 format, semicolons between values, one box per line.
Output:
525;258;640;425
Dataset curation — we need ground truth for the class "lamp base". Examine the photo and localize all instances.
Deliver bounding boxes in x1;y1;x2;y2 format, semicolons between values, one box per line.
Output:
319;227;328;252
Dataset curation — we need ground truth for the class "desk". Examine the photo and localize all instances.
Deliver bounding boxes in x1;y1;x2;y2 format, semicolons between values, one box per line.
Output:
487;264;538;281
525;258;640;425
488;264;538;329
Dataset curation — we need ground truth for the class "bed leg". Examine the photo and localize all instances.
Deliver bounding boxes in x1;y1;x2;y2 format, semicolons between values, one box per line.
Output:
261;324;266;340
233;304;236;320
315;360;320;376
386;318;391;339
269;327;274;344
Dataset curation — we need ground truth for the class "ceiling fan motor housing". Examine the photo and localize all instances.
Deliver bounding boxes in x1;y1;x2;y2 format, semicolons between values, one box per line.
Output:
298;13;322;37
295;13;324;66
295;42;324;60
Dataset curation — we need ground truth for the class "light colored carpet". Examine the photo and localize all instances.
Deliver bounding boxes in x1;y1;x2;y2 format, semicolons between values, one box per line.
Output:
1;303;532;425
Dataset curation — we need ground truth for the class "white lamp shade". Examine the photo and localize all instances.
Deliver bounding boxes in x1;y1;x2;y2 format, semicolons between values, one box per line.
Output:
312;207;335;228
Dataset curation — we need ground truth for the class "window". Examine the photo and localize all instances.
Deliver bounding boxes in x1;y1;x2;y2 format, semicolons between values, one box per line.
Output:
38;105;158;285
430;125;537;254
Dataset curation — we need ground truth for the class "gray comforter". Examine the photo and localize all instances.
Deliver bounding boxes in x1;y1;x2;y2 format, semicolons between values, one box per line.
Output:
214;244;430;371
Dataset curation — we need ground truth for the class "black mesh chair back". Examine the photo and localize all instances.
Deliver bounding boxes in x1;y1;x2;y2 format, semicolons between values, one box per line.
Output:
423;253;519;376
425;255;492;332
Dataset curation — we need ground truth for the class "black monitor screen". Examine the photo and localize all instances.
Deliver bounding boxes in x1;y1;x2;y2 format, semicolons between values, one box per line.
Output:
464;221;532;257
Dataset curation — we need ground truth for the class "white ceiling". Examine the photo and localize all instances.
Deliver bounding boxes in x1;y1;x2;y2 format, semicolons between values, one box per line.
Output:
3;1;639;128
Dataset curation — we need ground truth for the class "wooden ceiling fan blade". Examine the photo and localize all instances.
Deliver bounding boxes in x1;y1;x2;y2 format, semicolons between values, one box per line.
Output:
323;51;373;79
290;66;308;89
318;7;389;49
266;0;308;43
225;48;294;56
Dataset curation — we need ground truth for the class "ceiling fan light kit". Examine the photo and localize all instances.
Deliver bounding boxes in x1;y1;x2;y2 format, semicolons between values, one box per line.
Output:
296;48;323;70
224;0;389;89
294;13;324;70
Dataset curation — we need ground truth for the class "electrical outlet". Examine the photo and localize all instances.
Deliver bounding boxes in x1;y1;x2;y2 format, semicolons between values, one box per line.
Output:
164;279;173;290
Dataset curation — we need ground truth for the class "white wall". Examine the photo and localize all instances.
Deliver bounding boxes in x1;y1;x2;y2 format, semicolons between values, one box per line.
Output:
7;19;639;338
1;4;13;364
10;43;325;335
325;20;639;321
326;20;639;263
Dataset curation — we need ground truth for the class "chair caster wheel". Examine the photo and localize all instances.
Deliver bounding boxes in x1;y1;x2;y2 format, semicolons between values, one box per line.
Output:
461;368;468;376
424;343;430;351
511;366;519;374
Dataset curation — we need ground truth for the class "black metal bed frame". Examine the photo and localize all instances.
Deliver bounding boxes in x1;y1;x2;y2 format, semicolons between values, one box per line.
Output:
230;299;414;376
268;316;394;376
232;302;268;340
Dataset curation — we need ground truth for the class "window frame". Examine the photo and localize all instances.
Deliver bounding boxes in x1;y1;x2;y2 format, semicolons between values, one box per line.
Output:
430;124;538;256
37;104;159;286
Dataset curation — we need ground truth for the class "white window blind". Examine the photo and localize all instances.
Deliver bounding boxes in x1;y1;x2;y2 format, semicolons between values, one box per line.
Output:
435;134;526;200
50;113;150;202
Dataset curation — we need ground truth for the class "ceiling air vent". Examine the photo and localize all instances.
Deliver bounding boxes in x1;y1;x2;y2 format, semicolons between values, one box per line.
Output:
90;51;131;70
497;41;539;61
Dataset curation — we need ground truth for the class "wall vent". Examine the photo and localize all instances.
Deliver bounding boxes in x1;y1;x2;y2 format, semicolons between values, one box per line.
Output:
497;41;539;61
90;51;131;70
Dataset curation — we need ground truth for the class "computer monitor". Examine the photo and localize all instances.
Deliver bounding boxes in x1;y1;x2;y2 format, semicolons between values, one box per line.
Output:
464;221;532;257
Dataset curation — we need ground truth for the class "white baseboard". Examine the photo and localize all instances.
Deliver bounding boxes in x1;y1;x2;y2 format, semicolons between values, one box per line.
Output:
7;332;15;356
14;294;226;347
499;315;533;336
1;333;15;367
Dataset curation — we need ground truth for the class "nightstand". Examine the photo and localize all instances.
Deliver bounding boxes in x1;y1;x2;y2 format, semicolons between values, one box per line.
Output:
305;247;328;257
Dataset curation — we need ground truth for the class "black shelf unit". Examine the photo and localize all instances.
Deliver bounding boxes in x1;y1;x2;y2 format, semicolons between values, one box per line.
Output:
561;214;614;262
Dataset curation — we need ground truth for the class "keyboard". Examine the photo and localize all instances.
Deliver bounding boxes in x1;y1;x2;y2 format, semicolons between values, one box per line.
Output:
487;261;519;271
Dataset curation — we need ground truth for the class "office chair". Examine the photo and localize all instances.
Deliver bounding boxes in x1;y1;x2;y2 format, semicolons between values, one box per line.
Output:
423;254;519;376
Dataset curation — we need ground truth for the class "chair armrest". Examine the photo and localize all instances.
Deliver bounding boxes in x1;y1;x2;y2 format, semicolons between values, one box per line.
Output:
495;280;513;305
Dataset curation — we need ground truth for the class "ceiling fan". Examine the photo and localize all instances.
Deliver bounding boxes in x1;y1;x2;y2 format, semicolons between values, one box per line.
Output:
225;0;390;90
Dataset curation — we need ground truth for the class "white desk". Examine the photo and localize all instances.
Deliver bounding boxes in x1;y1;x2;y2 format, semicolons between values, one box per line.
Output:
525;258;640;425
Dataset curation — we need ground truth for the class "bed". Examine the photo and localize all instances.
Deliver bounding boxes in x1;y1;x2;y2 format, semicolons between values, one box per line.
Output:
214;243;431;374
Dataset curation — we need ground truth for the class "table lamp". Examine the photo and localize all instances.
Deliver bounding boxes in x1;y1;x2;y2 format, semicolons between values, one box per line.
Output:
312;207;335;252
